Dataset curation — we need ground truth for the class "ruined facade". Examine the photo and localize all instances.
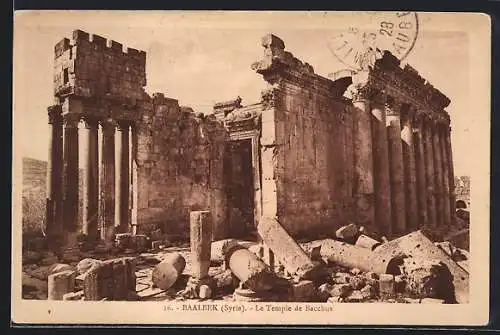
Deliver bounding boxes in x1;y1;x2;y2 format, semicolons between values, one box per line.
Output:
45;30;455;249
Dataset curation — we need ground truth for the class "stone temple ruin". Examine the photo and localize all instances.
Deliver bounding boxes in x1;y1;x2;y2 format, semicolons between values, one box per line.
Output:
32;30;467;304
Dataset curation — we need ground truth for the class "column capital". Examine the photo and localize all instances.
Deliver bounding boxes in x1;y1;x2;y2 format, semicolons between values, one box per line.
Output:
83;115;100;129
100;118;117;132
384;97;404;116
48;105;63;124
350;84;375;103
117;120;132;131
63;113;81;128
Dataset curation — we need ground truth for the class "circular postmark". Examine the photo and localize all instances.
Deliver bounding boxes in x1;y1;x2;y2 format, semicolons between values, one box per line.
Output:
327;12;419;71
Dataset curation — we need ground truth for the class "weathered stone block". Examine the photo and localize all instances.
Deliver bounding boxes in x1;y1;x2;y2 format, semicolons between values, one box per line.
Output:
330;283;352;298
48;270;76;300
290;280;316;302
379;274;395;299
63;290;84;301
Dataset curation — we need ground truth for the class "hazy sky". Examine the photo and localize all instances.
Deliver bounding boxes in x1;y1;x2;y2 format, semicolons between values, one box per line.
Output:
13;11;483;177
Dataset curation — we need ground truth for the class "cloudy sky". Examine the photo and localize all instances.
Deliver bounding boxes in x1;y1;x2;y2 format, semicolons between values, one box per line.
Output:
13;11;490;177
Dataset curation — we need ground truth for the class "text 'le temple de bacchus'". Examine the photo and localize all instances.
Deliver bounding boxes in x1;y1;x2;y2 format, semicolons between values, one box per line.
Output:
45;30;455;249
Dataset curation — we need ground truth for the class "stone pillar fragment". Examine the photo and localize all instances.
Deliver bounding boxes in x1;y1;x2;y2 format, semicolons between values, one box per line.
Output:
432;120;444;227
190;211;212;280
257;216;320;279
386;99;406;236
350;83;375;229
370;93;392;236
82;116;99;241
413;115;428;227
48;270;76;300
130;123;139;234
439;124;452;227
63;114;80;245
46;105;64;242
423;118;437;228
100;118;116;242
401;110;418;231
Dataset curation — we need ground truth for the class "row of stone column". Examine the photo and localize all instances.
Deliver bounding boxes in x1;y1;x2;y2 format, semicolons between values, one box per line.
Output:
351;89;455;238
46;105;137;247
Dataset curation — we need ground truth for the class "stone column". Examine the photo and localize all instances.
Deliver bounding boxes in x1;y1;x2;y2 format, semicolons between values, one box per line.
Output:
62;113;80;245
100;118;116;242
190;211;212;283
385;98;406;236
439;122;452;227
82;116;99;242
432;118;444;227
413;114;428;226
46;105;64;241
443;124;456;223
370;91;392;236
401;109;418;231
350;84;375;229
423;117;437;228
114;123;122;231
130;123;139;234
118;121;130;233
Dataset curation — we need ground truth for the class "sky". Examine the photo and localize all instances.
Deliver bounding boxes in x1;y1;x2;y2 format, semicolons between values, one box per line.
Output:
13;11;486;177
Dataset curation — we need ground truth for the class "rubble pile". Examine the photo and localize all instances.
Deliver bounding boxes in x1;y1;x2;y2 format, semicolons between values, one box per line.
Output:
22;212;469;304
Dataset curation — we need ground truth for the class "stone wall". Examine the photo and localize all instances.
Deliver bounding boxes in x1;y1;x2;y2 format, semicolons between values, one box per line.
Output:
253;34;355;238
136;93;228;239
54;29;146;102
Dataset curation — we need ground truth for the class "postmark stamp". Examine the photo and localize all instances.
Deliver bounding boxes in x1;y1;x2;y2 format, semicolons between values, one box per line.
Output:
327;12;419;70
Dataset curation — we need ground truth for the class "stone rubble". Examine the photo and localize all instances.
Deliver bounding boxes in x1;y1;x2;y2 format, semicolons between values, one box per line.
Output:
22;220;468;304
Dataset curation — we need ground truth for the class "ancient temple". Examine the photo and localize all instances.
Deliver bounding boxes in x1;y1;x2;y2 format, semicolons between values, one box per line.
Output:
45;30;455;249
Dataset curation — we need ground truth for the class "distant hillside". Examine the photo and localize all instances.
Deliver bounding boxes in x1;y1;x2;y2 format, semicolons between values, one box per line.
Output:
22;157;85;235
22;157;47;234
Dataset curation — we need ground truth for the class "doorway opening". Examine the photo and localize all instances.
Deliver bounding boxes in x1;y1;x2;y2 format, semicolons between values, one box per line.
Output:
225;139;256;240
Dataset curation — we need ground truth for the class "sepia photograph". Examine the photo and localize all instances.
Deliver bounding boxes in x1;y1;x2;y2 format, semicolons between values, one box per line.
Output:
11;10;490;325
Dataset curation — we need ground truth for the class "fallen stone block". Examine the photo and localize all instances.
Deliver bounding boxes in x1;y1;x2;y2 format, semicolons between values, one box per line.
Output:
115;233;132;249
318;283;333;301
360;284;376;300
83;263;103;301
257;216;320;280
332;272;351;284
355;234;382;250
199;285;212;299
346;290;365;302
314;239;401;274
152;252;186;290
330;283;352;299
151;240;163;252
48;263;74;276
401;257;454;302
213;269;239;291
210;239;258;262
379;274;395;299
77;258;102;275
130;235;149;252
374;230;469;303
289;280;316;302
335;223;359;243
63;290;83;301
225;242;277;293
349;275;366;290
48;270;76;300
